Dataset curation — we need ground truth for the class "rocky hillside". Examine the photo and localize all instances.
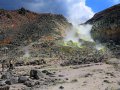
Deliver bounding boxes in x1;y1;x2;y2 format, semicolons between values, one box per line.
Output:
0;8;108;64
0;8;71;47
86;4;120;45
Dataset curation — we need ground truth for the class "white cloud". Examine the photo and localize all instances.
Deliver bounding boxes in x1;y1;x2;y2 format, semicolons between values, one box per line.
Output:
66;0;94;24
23;0;94;24
64;24;94;42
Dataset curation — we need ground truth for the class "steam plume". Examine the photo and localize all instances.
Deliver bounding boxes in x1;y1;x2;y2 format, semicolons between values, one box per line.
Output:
64;24;94;42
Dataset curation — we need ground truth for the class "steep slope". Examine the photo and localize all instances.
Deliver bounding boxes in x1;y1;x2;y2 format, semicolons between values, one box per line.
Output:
86;4;120;45
0;8;71;47
0;8;107;64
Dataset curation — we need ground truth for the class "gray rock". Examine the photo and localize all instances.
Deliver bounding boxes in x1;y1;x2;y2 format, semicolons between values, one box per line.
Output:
35;81;40;85
24;80;35;87
59;86;64;89
103;80;110;83
30;69;44;79
5;76;18;85
0;85;10;90
84;73;93;77
0;80;6;86
1;72;12;79
15;60;25;66
42;70;54;76
18;76;29;83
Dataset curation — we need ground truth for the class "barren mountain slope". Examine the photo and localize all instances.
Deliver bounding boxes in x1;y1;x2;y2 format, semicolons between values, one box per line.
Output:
86;4;120;45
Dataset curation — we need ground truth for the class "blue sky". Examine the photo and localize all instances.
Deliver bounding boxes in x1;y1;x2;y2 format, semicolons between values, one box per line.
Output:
0;0;119;12
86;0;119;12
0;0;119;23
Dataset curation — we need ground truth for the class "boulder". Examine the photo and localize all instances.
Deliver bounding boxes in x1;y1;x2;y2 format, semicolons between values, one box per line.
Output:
15;60;25;66
5;76;18;85
1;72;12;79
0;80;6;86
24;80;35;87
18;76;29;83
30;69;44;79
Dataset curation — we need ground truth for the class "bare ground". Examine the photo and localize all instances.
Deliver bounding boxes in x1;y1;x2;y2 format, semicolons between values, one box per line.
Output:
6;60;120;90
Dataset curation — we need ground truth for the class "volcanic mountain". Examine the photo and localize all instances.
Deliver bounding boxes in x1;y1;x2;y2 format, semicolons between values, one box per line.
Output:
86;4;120;46
0;8;105;64
0;8;71;47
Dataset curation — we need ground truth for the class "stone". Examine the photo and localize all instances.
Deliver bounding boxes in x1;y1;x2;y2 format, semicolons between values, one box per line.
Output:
84;73;93;77
71;79;78;83
103;80;110;83
1;72;12;79
18;76;29;83
30;69;44;79
15;60;25;66
59;86;64;89
58;75;64;77
24;80;35;87
42;70;53;76
27;61;37;65
0;80;6;86
0;85;10;90
35;81;40;85
5;76;18;85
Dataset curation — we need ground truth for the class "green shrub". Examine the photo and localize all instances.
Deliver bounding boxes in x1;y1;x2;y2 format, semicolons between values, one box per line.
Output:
18;7;26;15
6;14;12;19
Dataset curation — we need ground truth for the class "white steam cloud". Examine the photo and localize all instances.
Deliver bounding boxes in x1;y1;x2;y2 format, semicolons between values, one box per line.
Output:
64;24;94;42
23;46;30;58
66;0;94;24
64;0;95;44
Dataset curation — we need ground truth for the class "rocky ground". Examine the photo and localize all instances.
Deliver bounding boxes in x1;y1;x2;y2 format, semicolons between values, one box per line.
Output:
0;57;120;90
0;4;120;90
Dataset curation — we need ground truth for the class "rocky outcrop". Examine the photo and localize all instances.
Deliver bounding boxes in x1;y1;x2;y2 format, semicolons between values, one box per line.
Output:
86;4;120;45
